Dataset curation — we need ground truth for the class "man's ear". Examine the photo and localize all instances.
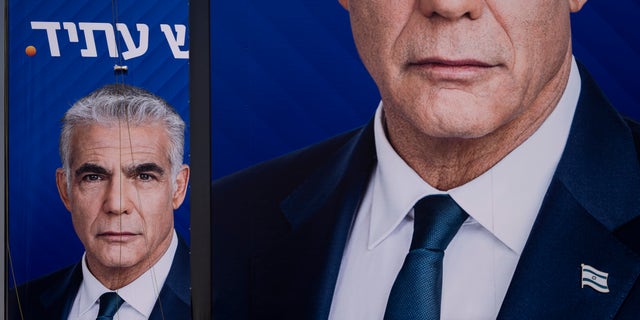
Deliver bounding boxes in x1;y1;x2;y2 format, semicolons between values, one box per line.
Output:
172;164;190;209
338;0;348;11
56;168;72;212
569;0;587;13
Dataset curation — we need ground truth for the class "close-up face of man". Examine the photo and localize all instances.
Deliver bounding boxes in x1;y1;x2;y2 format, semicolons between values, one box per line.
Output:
339;0;587;140
56;121;189;285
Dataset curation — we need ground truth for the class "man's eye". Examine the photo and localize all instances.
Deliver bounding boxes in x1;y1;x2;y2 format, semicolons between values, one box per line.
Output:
82;174;102;182
138;173;154;181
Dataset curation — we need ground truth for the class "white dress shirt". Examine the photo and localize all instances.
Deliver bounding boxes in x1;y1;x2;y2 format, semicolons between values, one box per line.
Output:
68;230;178;320
329;58;581;319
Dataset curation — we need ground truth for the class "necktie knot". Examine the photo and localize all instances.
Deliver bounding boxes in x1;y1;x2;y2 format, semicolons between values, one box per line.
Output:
97;292;124;320
411;194;468;251
384;194;468;320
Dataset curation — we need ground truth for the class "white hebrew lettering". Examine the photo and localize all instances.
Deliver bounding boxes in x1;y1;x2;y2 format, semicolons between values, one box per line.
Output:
160;24;189;59
116;23;149;60
63;22;79;42
31;21;189;59
31;21;61;56
78;22;118;57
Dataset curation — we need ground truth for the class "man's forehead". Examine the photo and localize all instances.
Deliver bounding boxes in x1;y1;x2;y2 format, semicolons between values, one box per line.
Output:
68;123;171;167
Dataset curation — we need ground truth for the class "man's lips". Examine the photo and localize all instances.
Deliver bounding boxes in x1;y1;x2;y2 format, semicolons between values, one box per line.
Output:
97;232;141;241
411;57;495;67
408;58;497;80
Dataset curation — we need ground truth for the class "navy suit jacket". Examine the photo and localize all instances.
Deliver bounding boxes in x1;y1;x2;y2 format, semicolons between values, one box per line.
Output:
212;66;640;319
8;237;191;320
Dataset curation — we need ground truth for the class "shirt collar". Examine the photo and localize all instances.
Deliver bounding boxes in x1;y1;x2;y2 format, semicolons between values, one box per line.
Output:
76;230;179;317
369;57;581;254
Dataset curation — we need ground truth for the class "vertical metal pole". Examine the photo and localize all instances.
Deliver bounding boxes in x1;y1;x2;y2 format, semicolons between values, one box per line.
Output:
1;0;7;314
189;0;212;318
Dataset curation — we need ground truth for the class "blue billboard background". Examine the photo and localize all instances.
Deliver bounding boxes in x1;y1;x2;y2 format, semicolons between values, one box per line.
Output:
211;1;640;181
8;0;189;286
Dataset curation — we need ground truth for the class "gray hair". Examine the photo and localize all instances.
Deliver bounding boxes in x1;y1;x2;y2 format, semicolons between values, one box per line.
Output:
60;84;186;182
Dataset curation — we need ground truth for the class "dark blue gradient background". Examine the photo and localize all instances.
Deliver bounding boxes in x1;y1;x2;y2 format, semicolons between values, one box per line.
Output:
212;1;640;180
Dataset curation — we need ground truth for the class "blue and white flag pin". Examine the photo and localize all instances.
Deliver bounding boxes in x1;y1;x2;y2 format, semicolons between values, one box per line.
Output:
581;263;609;293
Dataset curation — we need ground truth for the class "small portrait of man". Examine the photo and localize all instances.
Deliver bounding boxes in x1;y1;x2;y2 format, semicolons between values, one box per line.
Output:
9;84;191;320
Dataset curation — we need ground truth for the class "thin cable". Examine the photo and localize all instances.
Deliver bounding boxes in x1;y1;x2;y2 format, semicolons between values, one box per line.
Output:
111;2;124;318
114;110;125;320
111;0;167;316
111;0;126;85
7;241;25;320
123;109;166;319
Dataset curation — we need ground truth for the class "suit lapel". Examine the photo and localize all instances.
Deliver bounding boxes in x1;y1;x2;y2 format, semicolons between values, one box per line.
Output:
497;179;640;318
38;263;83;319
498;65;640;318
251;121;376;320
149;237;191;320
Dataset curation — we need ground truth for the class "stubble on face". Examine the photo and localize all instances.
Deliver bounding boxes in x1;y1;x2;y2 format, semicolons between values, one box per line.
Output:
346;0;578;189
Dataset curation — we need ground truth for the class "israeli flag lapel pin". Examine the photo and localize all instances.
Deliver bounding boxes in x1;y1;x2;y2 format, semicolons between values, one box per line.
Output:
581;263;610;293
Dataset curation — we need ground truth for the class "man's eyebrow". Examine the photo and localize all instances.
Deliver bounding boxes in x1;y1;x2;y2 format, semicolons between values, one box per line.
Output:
75;163;110;177
127;163;166;176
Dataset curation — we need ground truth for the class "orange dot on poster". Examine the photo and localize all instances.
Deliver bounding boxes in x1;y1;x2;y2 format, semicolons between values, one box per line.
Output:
25;46;37;56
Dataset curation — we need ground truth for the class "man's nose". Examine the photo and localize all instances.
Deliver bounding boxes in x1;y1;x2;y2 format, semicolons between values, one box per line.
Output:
103;174;133;215
418;0;484;20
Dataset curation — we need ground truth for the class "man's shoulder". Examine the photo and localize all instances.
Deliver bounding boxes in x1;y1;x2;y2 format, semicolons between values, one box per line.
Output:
11;263;80;297
211;124;369;251
8;263;81;319
213;126;364;203
211;125;370;318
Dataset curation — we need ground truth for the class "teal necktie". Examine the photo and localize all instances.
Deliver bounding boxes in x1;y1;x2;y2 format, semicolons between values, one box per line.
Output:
96;292;124;320
384;194;468;320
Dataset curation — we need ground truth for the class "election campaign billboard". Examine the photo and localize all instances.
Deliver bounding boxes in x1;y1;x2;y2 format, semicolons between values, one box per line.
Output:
7;0;189;292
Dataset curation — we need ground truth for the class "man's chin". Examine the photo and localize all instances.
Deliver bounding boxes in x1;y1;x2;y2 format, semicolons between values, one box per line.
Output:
417;118;504;140
93;252;143;270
